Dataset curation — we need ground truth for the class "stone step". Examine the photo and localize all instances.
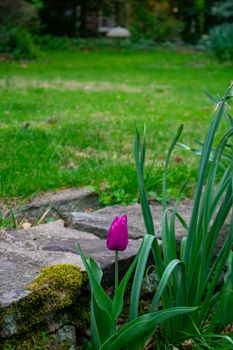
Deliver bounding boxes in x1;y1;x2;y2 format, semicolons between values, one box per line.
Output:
14;187;100;221
1;198;230;349
68;201;193;241
0;218;142;344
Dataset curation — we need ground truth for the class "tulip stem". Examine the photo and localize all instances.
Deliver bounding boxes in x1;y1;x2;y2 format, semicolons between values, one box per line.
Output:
115;251;119;292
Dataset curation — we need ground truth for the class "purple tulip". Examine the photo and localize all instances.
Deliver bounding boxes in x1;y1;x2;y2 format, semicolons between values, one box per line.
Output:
107;214;128;251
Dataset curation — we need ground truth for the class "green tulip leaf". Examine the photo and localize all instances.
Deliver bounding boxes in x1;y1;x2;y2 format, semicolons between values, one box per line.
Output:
92;295;116;347
100;307;197;350
77;243;112;314
130;234;155;320
89;256;103;284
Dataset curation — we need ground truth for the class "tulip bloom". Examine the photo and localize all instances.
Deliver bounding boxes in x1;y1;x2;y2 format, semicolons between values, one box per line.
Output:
107;214;128;251
107;214;128;291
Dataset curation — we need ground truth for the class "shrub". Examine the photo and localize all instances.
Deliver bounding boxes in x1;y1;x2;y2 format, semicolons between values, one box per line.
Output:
205;23;233;61
0;0;40;59
211;1;233;19
39;36;159;53
0;0;38;28
129;0;184;42
0;25;39;59
39;35;74;51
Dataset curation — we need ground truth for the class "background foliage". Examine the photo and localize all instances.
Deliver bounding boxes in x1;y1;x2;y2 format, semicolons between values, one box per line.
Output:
0;0;39;58
0;0;233;59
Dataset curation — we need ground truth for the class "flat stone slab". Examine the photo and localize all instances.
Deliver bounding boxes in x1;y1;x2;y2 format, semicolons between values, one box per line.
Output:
68;201;193;241
3;219;98;249
0;245;85;307
0;219;141;308
42;238;142;286
15;187;100;220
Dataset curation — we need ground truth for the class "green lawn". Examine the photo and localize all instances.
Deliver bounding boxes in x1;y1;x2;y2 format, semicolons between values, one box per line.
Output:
0;49;232;204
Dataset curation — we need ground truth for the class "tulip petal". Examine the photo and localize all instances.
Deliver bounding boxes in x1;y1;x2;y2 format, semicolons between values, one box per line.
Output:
107;214;128;251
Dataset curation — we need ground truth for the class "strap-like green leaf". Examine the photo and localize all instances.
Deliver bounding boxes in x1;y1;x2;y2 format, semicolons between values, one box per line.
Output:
92;295;115;347
162;124;183;212
130;234;155;320
77;243;112;314
134;127;165;280
185;84;232;268
134;128;155;236
100;307;197;350
89;256;103;284
151;259;185;311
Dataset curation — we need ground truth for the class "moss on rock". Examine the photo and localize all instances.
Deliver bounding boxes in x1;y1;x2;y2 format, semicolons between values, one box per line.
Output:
0;264;87;337
2;329;52;350
68;293;90;330
2;328;75;350
28;264;84;295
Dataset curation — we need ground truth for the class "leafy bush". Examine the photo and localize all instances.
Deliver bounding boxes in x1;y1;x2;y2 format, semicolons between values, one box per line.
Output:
0;0;40;59
0;0;38;28
39;35;74;51
205;23;233;61
39;35;158;52
129;0;184;42
0;25;39;59
211;1;233;19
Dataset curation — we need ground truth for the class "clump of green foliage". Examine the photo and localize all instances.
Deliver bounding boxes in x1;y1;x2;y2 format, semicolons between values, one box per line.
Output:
0;207;18;229
127;84;233;348
129;0;183;42
205;23;233;61
79;84;233;349
2;329;52;350
0;25;39;60
0;0;40;59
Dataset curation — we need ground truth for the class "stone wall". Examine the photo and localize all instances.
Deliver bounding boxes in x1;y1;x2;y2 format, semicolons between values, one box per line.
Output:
1;188;229;349
0;264;89;350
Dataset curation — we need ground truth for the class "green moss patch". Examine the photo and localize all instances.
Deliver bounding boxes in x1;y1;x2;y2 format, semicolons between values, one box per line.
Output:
2;329;52;350
0;264;86;336
2;328;75;350
28;264;84;299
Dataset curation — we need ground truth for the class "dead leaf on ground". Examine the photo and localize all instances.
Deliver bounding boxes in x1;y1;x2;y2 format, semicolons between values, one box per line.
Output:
22;221;32;229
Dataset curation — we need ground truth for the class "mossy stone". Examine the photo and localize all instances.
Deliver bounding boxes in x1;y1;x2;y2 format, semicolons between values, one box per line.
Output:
2;327;75;350
0;264;86;337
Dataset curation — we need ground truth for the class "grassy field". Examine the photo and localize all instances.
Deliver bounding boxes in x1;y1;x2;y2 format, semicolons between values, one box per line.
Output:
0;49;232;205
